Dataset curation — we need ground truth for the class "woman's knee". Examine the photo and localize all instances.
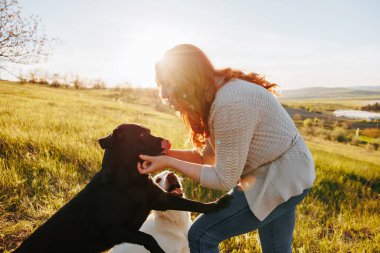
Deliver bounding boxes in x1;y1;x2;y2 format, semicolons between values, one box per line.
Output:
188;219;219;250
188;221;208;246
188;222;200;245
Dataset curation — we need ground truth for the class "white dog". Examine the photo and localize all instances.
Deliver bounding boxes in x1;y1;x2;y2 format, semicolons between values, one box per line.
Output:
109;170;192;253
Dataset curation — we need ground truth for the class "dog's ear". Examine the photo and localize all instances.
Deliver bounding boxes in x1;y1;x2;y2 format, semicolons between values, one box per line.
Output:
113;126;124;139
98;133;113;149
111;126;125;145
99;127;125;149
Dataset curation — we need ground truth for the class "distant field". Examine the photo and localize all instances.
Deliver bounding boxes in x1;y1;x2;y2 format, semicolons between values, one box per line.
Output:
280;98;380;130
1;81;379;252
280;98;373;110
305;137;380;165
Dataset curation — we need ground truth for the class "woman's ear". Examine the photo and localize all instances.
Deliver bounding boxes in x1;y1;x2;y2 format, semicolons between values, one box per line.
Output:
98;133;113;149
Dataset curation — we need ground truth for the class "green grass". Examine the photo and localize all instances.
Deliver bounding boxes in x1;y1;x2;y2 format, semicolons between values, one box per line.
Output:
304;137;380;165
358;135;380;144
1;81;379;252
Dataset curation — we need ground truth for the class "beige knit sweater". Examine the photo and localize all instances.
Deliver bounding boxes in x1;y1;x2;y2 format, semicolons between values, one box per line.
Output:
200;79;316;221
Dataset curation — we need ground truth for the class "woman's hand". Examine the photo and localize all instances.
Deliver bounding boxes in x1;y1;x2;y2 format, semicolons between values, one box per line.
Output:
138;154;203;184
137;154;170;174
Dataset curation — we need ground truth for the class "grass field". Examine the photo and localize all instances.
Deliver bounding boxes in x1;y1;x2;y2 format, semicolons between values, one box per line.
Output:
279;98;380;113
1;81;379;252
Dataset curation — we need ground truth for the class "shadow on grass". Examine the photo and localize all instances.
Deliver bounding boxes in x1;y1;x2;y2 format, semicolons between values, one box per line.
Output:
312;170;379;214
342;172;379;194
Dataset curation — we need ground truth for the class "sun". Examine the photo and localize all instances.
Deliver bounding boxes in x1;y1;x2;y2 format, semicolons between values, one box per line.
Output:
118;25;186;87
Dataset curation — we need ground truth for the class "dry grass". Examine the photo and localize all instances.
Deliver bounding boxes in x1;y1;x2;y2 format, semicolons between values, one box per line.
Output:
1;81;379;252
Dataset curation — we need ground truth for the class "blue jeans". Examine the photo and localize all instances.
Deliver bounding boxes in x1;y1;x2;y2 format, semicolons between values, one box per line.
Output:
188;187;310;253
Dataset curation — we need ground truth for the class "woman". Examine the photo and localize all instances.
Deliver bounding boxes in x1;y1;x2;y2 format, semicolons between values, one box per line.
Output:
138;44;316;253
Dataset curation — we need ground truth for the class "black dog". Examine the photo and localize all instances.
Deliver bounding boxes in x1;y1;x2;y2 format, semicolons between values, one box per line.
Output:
14;124;231;253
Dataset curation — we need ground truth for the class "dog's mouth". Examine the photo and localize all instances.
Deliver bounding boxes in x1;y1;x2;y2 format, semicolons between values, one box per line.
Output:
166;172;183;197
160;139;171;155
167;182;183;197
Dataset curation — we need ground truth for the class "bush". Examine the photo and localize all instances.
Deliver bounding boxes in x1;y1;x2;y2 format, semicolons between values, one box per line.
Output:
313;127;329;139
91;79;106;89
362;128;380;138
361;102;380;112
350;135;362;146
73;75;86;89
112;82;138;102
303;118;313;128
293;113;302;121
50;73;61;87
331;127;348;143
315;118;325;128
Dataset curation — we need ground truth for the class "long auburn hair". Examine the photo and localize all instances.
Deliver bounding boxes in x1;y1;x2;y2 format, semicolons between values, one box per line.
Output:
155;44;278;149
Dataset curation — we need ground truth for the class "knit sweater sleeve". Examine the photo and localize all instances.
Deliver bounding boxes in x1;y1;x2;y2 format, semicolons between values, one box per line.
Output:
201;138;215;164
200;102;259;191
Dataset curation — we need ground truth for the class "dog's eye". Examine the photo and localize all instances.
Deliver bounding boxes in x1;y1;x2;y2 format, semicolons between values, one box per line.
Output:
155;178;162;184
139;133;147;138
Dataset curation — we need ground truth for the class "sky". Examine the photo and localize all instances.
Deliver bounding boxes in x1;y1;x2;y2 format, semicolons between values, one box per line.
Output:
7;0;380;90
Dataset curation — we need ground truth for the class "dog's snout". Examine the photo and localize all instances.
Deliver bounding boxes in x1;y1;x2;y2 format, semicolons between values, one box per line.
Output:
166;172;180;187
161;139;171;154
161;139;171;149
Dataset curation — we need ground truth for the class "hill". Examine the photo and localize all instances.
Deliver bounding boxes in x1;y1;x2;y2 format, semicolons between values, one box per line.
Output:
1;81;379;252
350;86;380;92
280;86;380;100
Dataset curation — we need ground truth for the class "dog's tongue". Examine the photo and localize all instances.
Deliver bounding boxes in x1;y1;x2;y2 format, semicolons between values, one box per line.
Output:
170;188;183;196
161;140;171;153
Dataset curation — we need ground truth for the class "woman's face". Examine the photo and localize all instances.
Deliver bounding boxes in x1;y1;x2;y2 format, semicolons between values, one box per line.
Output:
159;83;180;111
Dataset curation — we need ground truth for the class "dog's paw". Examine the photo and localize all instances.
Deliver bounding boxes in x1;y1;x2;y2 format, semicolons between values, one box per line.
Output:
148;244;166;253
151;248;166;253
214;194;232;210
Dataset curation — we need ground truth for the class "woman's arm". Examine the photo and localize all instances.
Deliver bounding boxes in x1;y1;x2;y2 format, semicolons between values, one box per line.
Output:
168;157;202;182
200;102;258;190
168;138;215;164
138;140;215;185
168;149;203;164
138;154;243;191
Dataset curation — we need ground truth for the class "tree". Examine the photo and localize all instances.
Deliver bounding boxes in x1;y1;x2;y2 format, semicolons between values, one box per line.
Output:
362;102;380;112
0;0;52;76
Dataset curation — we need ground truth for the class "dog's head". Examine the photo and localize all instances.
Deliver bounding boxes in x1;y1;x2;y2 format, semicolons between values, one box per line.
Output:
153;170;184;197
99;124;171;167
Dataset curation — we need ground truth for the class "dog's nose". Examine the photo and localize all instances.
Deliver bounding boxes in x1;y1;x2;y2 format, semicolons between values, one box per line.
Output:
161;139;171;151
168;172;175;177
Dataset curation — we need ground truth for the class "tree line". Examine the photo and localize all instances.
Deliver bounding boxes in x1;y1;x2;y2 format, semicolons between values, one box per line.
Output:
361;103;380;112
